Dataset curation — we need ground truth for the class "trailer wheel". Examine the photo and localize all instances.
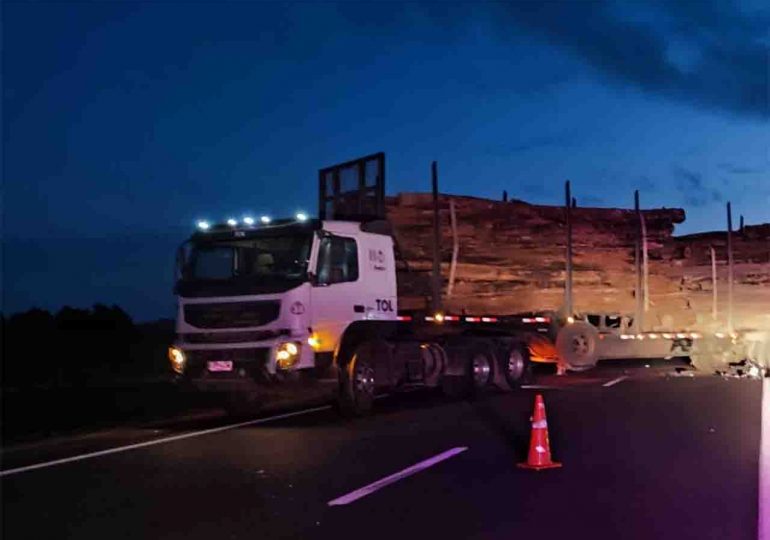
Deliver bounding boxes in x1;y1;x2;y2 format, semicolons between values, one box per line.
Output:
337;341;379;417
556;321;599;370
503;343;531;388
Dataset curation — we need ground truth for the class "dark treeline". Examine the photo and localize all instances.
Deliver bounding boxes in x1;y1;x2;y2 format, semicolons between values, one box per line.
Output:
1;305;174;389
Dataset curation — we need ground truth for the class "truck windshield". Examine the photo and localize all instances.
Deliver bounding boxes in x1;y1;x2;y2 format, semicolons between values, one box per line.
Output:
186;234;312;282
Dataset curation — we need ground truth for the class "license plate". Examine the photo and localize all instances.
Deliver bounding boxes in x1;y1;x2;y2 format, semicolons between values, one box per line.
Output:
207;361;233;372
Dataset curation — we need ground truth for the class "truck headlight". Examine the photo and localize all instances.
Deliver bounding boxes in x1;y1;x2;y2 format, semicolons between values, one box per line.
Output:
168;347;186;374
276;341;301;370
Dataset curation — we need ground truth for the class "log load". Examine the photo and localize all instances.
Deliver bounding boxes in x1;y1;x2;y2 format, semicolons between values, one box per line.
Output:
387;193;769;330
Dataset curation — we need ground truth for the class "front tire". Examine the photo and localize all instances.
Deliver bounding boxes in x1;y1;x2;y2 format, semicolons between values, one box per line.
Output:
337;342;378;417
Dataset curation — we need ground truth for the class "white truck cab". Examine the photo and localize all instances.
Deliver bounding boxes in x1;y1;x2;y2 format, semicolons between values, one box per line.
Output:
172;218;398;379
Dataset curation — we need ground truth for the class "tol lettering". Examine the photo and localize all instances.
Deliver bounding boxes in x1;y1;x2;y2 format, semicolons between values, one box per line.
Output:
375;299;394;312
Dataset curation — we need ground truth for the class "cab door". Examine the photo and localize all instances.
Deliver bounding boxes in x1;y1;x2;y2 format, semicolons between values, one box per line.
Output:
309;233;364;354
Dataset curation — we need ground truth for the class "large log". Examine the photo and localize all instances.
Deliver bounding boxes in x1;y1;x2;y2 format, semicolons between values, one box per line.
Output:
387;193;769;330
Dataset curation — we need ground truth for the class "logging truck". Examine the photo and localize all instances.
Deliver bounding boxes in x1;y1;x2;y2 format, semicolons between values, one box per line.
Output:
168;153;554;415
168;153;768;415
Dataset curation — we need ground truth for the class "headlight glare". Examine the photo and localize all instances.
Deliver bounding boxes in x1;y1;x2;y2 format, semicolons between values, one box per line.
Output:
276;341;301;370
168;347;186;374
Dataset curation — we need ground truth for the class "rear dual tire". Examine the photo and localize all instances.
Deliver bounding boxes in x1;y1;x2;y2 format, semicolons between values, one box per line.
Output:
442;341;530;399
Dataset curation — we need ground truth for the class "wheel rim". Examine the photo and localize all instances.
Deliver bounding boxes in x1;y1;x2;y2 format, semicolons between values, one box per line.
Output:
571;335;590;357
471;354;492;388
507;349;525;381
354;362;375;397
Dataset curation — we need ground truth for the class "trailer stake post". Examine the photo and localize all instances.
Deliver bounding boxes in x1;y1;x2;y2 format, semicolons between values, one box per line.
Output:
564;181;573;317
431;161;442;313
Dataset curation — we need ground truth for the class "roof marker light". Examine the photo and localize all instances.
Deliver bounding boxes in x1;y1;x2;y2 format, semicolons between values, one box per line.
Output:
296;212;308;222
227;218;238;227
197;220;210;231
243;216;255;226
260;216;271;224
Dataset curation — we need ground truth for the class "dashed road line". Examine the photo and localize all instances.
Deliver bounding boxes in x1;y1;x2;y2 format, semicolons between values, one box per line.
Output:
328;446;468;506
603;376;628;387
0;405;332;478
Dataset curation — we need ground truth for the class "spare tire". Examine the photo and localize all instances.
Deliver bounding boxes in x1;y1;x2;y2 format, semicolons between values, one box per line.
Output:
556;321;599;371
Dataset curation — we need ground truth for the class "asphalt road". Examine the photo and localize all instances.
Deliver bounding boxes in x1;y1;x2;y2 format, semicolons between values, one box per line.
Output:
1;361;765;540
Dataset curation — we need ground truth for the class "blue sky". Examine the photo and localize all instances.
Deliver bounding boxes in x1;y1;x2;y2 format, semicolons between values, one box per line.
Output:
2;1;768;319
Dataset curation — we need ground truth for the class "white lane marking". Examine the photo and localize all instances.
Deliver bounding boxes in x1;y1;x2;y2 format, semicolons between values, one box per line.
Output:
0;405;332;478
759;377;769;540
327;446;468;506
603;376;628;387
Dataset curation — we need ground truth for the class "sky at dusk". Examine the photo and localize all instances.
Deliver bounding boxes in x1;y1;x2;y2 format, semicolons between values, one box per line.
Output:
3;1;769;320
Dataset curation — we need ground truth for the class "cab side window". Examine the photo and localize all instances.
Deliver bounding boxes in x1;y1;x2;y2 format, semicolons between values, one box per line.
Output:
317;236;359;285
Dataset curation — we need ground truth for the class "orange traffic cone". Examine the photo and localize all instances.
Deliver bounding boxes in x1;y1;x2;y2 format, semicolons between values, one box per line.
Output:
518;393;562;470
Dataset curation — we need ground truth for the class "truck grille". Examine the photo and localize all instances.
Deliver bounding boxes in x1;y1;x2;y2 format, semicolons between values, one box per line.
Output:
184;301;280;329
181;329;289;344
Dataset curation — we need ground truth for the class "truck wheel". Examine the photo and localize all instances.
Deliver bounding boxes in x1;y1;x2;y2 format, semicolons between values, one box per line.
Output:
503;343;531;388
556;321;598;371
337;342;378;417
469;343;496;391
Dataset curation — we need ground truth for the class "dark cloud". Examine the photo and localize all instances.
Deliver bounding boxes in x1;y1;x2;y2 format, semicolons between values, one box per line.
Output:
495;0;769;118
673;165;724;207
